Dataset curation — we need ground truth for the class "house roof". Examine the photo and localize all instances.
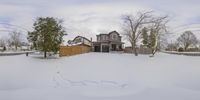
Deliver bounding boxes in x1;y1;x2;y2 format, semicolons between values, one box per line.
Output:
96;31;121;37
73;36;91;42
93;41;124;44
108;31;120;36
96;34;107;36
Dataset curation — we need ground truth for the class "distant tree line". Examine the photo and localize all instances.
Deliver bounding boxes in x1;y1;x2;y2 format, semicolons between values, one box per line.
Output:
166;31;199;52
0;17;66;59
0;31;28;51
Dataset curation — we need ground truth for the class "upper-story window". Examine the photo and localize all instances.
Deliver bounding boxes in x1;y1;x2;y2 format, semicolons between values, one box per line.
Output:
106;36;108;40
103;35;105;40
96;31;121;42
101;35;107;41
97;36;100;41
75;37;82;43
113;35;117;40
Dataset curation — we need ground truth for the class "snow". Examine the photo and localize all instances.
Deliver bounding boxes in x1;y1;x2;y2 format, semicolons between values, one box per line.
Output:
164;51;200;56
0;53;200;100
0;47;3;50
0;51;34;56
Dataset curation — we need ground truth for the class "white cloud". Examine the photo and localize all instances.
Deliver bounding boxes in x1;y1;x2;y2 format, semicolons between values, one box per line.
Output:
0;0;200;44
51;2;150;41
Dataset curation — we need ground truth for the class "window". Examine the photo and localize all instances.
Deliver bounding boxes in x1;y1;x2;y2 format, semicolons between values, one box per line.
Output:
113;35;117;40
97;36;100;41
102;35;106;41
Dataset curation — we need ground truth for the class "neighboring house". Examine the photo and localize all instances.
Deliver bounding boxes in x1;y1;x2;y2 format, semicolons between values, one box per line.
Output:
20;42;31;51
174;44;199;52
68;36;92;47
92;31;124;52
184;45;199;52
60;36;92;57
20;46;30;51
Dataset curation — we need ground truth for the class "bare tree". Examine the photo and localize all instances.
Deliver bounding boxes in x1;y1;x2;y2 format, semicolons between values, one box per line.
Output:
0;38;6;47
9;31;22;50
148;15;169;56
0;37;9;51
122;11;153;56
177;31;198;51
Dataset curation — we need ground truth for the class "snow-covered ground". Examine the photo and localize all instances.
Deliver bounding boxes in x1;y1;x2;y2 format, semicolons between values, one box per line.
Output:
0;51;34;56
0;53;200;100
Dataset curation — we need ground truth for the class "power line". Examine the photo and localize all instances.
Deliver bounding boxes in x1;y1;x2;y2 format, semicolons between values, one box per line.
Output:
171;23;200;33
0;23;29;32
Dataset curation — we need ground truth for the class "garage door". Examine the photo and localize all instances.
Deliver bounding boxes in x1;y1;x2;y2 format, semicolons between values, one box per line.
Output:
102;45;109;52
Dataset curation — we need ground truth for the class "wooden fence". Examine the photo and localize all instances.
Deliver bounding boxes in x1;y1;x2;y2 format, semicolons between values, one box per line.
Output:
59;45;91;57
124;47;152;54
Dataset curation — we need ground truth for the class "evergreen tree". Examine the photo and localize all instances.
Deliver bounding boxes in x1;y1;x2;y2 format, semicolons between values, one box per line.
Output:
3;46;6;51
141;27;148;47
28;17;66;58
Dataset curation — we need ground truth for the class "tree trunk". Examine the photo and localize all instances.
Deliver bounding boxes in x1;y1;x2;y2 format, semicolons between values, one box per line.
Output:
133;42;138;56
131;45;134;54
152;48;157;56
151;35;158;57
15;45;17;51
44;51;47;58
134;48;138;56
149;48;155;57
153;38;158;56
184;46;187;51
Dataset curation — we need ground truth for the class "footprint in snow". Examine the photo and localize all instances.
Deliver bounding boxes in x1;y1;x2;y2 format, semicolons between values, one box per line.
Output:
100;80;119;86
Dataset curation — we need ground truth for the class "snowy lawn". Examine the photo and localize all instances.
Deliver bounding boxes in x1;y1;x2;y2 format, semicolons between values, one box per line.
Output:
0;51;34;56
0;53;200;100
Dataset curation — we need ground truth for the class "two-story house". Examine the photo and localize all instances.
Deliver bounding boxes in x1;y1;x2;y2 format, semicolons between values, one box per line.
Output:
93;31;124;52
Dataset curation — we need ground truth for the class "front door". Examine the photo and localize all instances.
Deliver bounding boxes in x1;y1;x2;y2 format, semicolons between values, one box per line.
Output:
112;44;116;51
94;46;100;52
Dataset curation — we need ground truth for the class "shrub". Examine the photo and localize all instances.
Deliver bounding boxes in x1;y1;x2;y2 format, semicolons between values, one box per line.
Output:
3;46;6;51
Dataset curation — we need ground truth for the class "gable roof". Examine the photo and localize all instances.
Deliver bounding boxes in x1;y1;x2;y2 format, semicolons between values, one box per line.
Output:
97;31;121;36
73;36;91;42
108;31;120;36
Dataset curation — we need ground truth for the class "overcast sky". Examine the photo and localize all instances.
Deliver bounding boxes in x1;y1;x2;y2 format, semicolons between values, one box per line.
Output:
0;0;200;42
